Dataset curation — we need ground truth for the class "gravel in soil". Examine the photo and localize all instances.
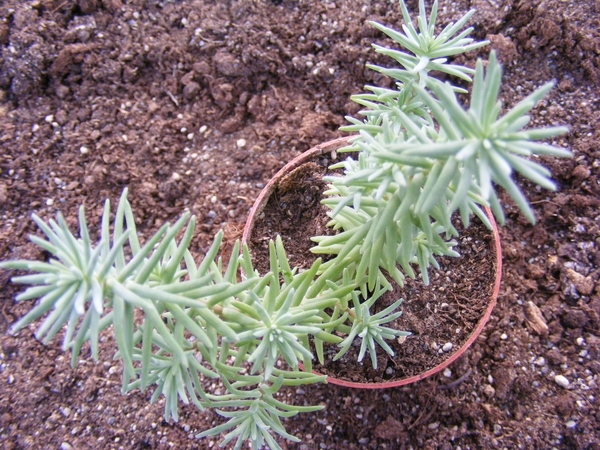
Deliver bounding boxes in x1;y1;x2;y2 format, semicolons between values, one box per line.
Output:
1;0;599;449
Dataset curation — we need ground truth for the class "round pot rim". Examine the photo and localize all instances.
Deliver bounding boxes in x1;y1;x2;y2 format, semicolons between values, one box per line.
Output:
242;135;503;389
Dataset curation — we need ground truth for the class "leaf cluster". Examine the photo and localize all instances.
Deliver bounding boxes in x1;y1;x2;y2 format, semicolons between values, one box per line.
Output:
1;189;408;449
313;0;570;291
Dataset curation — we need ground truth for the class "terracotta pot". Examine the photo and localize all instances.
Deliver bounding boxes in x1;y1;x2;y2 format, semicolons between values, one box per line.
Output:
242;136;502;389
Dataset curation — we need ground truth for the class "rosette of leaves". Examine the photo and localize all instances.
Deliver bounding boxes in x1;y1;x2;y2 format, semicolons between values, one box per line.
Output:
197;377;323;450
343;0;490;148
334;283;410;369
367;0;489;90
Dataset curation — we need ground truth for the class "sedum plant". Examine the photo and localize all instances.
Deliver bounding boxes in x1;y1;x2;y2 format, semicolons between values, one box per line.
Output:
1;1;569;449
314;0;570;290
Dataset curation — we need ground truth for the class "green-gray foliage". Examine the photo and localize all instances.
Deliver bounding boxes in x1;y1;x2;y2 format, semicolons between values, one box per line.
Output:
334;283;409;368
0;189;396;449
314;1;570;291
0;1;570;449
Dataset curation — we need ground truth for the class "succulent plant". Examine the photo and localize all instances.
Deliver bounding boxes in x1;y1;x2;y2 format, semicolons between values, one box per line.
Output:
0;1;569;449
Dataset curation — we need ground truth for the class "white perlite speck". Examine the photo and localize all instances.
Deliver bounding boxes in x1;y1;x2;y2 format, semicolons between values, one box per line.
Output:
554;374;570;388
443;368;452;378
236;139;247;148
442;342;453;352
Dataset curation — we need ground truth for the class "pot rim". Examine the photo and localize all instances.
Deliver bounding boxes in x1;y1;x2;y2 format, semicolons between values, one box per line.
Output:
242;135;502;389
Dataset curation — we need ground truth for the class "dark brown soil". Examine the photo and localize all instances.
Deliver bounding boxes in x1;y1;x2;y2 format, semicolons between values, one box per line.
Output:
1;0;600;449
249;156;338;273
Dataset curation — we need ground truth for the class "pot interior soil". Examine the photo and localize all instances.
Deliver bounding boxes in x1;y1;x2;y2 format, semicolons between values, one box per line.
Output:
247;155;497;383
248;151;342;273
